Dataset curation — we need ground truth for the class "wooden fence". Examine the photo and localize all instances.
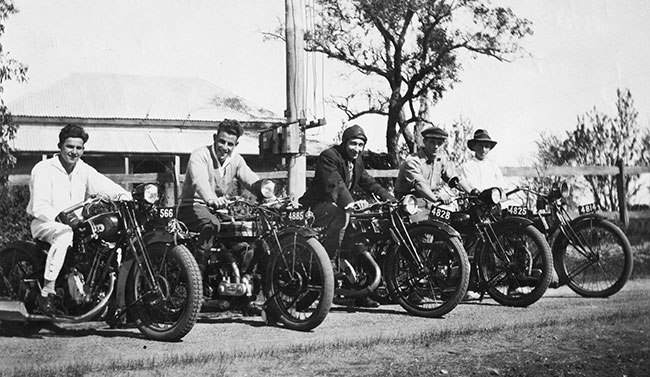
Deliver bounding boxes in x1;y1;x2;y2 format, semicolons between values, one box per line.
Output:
8;164;650;228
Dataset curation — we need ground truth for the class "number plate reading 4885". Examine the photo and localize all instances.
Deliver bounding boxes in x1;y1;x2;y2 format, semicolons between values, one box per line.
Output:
429;206;451;222
286;209;306;224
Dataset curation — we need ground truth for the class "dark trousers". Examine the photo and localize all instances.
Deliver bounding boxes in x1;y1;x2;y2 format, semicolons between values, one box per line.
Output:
311;202;348;258
177;204;221;271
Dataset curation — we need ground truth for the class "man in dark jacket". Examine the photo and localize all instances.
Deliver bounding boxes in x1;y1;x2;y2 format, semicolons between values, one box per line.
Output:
300;124;394;306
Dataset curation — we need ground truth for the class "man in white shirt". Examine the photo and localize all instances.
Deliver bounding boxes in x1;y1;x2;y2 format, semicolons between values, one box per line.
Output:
460;129;505;192
27;124;130;316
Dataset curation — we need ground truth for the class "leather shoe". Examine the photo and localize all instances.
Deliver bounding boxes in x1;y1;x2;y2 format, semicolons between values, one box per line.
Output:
354;296;380;308
37;294;60;317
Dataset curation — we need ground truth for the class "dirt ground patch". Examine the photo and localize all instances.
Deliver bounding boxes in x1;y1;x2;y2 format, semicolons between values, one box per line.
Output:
2;280;650;377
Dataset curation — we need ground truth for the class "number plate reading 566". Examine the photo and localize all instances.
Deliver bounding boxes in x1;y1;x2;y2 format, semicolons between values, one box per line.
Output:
430;206;451;222
158;207;176;219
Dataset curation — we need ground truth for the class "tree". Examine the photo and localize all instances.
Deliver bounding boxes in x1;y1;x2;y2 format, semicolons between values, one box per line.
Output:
306;0;532;166
535;89;649;211
0;0;28;184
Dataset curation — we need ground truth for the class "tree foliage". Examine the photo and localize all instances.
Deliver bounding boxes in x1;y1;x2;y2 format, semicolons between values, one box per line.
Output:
0;0;28;184
535;89;649;211
306;0;532;166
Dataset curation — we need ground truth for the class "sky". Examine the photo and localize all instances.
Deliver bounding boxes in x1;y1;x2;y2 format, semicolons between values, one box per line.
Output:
2;0;650;167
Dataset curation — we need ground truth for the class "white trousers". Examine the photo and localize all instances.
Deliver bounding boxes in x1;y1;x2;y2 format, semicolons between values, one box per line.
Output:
31;220;73;281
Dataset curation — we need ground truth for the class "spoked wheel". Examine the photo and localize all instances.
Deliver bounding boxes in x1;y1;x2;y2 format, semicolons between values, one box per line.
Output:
0;245;44;336
126;243;202;342
385;225;470;318
478;224;552;307
556;219;633;298
263;234;333;331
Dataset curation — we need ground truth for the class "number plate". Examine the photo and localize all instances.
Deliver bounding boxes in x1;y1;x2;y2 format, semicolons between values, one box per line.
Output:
429;206;451;222
158;207;176;219
286;209;307;224
578;203;598;214
505;206;528;217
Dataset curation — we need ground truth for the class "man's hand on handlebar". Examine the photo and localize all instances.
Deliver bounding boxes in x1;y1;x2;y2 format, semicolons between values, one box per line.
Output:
437;191;454;205
207;196;229;209
345;199;369;212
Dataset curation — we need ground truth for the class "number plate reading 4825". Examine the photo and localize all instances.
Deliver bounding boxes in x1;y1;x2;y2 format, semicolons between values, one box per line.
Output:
430;206;451;222
506;206;528;217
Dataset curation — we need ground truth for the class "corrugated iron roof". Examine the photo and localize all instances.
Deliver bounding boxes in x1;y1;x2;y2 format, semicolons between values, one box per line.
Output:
11;125;330;156
8;73;282;122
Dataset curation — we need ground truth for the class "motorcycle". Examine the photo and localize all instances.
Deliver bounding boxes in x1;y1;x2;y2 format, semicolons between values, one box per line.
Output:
437;185;553;307
323;194;471;318
0;183;203;341
505;181;633;297
164;180;334;331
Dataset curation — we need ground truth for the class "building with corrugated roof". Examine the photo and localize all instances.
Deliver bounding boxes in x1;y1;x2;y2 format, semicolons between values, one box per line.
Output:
8;73;328;180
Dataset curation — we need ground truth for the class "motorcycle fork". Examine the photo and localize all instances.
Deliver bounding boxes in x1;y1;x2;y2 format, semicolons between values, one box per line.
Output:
388;211;426;270
475;223;518;291
123;205;165;305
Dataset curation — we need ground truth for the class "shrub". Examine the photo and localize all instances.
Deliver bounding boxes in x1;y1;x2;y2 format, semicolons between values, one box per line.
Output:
0;186;31;244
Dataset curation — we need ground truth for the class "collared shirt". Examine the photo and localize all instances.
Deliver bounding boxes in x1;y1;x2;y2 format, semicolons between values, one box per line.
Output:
394;150;456;197
179;144;259;207
460;156;505;191
27;155;129;223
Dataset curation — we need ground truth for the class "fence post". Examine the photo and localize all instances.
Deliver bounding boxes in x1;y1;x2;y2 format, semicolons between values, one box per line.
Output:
616;159;629;229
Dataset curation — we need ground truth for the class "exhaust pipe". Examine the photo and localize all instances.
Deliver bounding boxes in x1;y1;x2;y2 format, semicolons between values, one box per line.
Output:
336;250;382;297
0;273;116;324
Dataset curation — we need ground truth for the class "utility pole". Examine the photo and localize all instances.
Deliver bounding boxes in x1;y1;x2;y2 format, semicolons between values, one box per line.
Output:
285;0;306;198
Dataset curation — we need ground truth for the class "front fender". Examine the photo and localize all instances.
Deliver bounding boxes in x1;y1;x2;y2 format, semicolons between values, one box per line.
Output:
115;259;135;309
276;226;320;240
142;229;179;246
493;215;535;231
408;219;461;239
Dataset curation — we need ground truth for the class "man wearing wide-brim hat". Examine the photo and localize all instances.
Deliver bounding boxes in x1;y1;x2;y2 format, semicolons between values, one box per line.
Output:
460;129;505;192
395;126;471;209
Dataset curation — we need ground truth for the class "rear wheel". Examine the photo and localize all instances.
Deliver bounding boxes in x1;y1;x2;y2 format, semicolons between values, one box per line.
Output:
478;224;552;307
385;225;470;318
126;243;202;342
0;244;44;335
556;219;633;298
263;234;333;331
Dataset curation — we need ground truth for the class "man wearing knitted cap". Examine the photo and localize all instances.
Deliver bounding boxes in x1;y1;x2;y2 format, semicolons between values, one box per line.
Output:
395;126;470;213
300;124;394;307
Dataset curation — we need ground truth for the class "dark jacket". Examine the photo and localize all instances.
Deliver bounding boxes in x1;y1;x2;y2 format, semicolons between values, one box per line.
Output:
299;145;393;209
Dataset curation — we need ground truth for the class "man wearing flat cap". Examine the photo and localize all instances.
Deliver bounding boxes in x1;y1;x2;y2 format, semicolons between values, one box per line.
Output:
395;126;469;209
300;124;394;307
459;129;505;192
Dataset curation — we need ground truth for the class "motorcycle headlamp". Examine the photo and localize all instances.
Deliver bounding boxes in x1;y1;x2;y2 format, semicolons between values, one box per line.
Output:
260;179;276;199
400;194;419;215
551;181;570;200
479;187;502;206
133;183;160;205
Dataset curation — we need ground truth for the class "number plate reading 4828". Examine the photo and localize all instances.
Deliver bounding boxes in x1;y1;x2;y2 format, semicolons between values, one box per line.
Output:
429;206;451;222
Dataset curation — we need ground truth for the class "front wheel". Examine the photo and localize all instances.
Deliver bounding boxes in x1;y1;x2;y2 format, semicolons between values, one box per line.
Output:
385;225;470;318
478;224;552;307
556;219;633;298
263;234;334;331
125;243;202;342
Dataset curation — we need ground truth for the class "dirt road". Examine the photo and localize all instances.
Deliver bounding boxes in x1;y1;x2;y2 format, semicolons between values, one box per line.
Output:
2;280;649;375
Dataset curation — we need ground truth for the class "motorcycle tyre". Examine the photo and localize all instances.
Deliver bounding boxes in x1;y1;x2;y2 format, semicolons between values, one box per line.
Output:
478;224;552;307
263;236;333;332
125;243;202;342
385;225;470;318
555;219;633;298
